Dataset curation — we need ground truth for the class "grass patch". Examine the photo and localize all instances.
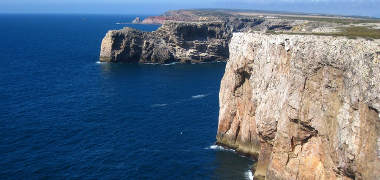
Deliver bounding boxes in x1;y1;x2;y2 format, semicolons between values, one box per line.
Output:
268;26;380;40
336;26;380;39
279;16;380;25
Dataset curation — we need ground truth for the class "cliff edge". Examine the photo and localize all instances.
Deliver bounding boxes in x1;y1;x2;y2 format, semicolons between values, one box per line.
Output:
100;9;380;63
99;18;299;63
217;33;380;179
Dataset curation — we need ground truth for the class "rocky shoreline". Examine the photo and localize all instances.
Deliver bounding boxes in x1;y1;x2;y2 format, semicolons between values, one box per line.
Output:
98;9;380;179
99;9;380;64
99;21;230;63
99;18;296;63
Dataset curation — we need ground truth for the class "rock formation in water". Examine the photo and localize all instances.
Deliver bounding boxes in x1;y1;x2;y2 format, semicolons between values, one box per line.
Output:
132;17;142;24
216;33;380;179
99;18;297;63
100;21;231;63
101;9;380;63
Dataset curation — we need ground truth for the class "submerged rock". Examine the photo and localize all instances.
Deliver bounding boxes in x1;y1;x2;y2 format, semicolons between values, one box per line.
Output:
217;33;380;179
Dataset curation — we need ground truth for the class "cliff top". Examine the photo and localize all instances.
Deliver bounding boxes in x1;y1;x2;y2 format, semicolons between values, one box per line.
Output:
142;9;380;40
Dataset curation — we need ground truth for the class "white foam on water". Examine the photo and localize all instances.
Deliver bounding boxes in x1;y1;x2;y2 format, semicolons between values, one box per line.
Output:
151;104;168;108
143;62;159;65
206;144;254;179
192;94;208;99
207;145;224;150
162;62;179;66
205;145;235;152
96;61;105;64
245;170;254;180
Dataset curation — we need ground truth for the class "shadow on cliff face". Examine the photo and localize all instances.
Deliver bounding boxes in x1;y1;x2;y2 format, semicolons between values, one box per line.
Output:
176;24;223;41
177;25;209;41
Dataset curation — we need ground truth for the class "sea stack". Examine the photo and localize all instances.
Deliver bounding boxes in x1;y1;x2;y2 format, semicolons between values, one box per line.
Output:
216;33;380;179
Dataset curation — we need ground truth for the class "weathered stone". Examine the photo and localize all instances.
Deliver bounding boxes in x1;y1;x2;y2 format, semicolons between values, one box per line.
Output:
217;33;380;179
100;21;231;63
99;18;298;63
100;27;143;62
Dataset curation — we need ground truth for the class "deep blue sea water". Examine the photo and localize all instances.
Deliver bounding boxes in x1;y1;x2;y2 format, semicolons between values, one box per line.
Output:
0;14;252;179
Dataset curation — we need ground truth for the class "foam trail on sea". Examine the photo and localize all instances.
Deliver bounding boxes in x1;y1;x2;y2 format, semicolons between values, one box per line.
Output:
245;170;254;180
151;104;168;107
96;61;105;64
162;62;179;66
143;62;159;65
192;94;208;99
205;145;235;152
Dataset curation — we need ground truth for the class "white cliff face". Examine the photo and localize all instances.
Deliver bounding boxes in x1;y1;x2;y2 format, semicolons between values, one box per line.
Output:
217;33;380;179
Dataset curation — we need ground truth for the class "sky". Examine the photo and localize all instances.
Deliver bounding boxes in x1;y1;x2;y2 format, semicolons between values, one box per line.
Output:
0;0;379;18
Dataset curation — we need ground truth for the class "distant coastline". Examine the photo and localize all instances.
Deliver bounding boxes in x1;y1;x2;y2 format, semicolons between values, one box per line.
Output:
99;9;380;63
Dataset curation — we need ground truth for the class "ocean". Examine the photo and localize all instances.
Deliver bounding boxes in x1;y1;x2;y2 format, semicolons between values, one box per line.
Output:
0;14;253;179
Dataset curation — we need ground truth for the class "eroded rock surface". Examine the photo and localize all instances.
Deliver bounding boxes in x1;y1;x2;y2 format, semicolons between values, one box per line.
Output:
100;21;231;63
99;19;297;63
101;9;380;63
217;33;380;179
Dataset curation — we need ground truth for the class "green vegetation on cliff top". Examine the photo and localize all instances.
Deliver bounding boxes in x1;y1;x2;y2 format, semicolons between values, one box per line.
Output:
269;26;380;40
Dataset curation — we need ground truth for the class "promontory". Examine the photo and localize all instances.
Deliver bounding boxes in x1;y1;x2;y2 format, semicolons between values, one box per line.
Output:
99;9;380;63
99;9;380;180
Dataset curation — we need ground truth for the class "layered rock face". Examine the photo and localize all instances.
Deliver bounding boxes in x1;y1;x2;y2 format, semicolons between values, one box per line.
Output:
100;21;231;63
99;18;297;63
217;33;380;179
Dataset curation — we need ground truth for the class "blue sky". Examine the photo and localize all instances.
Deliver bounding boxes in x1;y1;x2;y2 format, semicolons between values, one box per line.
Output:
0;0;379;17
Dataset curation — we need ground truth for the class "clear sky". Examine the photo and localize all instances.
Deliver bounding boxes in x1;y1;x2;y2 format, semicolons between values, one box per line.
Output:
0;0;379;18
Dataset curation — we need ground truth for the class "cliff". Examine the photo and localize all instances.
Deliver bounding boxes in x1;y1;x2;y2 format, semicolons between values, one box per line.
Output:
100;9;380;63
140;9;233;24
100;21;231;63
216;33;380;179
99;18;299;63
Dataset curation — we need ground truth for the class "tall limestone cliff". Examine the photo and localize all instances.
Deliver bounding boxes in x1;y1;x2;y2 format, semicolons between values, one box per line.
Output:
217;33;380;179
